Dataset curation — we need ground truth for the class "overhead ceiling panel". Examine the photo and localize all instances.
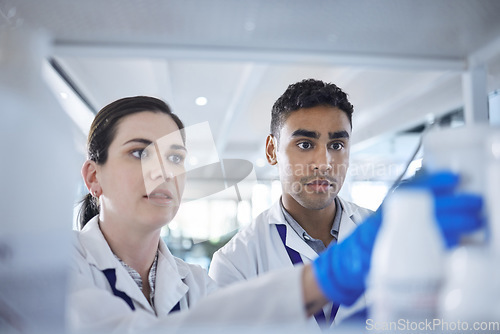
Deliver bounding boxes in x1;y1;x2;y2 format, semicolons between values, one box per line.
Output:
3;0;500;59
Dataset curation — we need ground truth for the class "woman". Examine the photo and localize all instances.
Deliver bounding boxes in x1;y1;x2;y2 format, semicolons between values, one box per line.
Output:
69;96;331;332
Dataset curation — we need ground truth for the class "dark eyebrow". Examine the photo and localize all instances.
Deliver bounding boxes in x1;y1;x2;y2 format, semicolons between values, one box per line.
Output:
123;139;187;152
291;129;319;139
329;131;350;140
123;138;152;146
291;129;350;140
170;144;187;152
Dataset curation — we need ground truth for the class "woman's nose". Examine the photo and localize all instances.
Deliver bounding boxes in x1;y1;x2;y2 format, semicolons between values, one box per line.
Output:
150;163;174;181
150;165;164;180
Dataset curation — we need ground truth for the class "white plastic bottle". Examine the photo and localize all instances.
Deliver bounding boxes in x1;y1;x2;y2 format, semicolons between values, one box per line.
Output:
368;189;446;324
438;245;500;324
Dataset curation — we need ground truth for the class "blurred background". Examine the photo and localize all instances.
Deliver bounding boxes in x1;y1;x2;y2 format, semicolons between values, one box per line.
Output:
2;0;500;269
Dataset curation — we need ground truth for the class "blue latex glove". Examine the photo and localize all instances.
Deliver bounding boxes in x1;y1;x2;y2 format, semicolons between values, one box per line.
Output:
402;170;484;248
312;171;484;306
313;209;382;306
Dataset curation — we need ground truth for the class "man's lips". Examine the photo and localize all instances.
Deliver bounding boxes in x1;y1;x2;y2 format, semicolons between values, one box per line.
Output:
306;179;331;186
304;178;335;192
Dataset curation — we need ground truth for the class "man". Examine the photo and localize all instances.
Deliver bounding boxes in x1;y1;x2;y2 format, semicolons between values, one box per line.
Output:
209;79;372;328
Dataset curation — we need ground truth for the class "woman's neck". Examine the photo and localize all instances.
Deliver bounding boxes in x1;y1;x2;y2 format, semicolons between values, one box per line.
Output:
98;215;160;278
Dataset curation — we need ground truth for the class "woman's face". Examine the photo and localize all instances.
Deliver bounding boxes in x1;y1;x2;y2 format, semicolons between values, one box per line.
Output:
96;111;186;230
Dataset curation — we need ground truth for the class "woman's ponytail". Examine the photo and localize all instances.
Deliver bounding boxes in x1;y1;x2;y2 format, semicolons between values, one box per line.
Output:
77;193;99;230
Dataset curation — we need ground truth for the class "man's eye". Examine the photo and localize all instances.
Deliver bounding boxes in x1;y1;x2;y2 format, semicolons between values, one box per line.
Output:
297;142;313;150
168;154;185;165
330;142;344;151
131;149;148;160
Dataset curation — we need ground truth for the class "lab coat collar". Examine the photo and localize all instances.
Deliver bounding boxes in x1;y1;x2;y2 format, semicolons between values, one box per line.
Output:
79;217;126;272
154;239;189;316
267;197;362;260
336;197;362;241
78;216;189;315
266;201;319;262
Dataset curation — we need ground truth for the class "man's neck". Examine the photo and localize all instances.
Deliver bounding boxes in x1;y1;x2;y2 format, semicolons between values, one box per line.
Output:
281;197;337;247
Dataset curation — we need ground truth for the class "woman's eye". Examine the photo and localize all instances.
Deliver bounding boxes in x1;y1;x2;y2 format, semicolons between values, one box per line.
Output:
297;142;313;150
131;149;148;160
167;154;185;165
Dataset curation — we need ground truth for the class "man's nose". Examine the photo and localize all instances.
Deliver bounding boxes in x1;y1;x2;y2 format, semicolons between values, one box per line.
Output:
311;147;332;173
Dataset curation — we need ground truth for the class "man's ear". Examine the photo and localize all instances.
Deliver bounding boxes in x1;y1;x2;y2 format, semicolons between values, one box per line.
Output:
265;135;278;166
81;160;101;197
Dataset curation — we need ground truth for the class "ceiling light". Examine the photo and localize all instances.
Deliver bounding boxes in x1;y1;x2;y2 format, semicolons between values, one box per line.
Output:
244;21;255;32
195;96;207;106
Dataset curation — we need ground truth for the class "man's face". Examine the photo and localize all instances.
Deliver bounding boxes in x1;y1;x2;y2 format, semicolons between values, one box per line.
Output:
268;106;351;211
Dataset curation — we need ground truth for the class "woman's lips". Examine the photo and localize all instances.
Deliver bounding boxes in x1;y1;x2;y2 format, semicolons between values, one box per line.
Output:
145;189;174;206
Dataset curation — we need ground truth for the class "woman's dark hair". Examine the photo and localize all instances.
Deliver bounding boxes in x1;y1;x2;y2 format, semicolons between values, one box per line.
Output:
77;96;185;230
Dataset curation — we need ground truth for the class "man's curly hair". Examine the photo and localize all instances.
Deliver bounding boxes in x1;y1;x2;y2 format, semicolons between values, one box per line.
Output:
270;79;354;142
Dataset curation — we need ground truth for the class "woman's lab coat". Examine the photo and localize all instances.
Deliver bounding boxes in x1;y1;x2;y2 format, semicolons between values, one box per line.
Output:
68;216;307;333
209;197;373;326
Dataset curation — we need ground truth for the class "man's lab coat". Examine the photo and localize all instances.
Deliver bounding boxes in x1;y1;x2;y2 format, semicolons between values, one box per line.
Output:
68;216;308;333
209;197;373;327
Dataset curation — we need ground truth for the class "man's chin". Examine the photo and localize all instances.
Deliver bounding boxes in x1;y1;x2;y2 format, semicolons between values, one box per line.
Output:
296;194;336;211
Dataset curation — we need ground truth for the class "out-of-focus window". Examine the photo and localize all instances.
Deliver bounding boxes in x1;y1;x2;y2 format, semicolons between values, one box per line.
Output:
349;181;389;211
164;181;277;270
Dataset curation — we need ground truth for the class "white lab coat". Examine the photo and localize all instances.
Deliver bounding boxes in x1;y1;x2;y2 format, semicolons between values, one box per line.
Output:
68;216;309;333
209;197;373;328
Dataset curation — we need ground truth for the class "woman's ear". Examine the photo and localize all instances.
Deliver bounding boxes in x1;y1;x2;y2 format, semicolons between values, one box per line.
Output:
265;135;278;166
81;160;102;198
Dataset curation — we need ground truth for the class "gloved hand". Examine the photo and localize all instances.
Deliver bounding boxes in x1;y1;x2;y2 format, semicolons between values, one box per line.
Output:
312;171;484;306
312;209;382;306
401;170;484;248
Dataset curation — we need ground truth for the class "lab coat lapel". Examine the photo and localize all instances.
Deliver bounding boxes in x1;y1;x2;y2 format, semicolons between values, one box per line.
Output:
283;224;318;262
111;261;154;312
79;217;156;313
337;198;362;242
79;217;119;271
268;201;318;263
269;198;364;262
154;239;189;317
